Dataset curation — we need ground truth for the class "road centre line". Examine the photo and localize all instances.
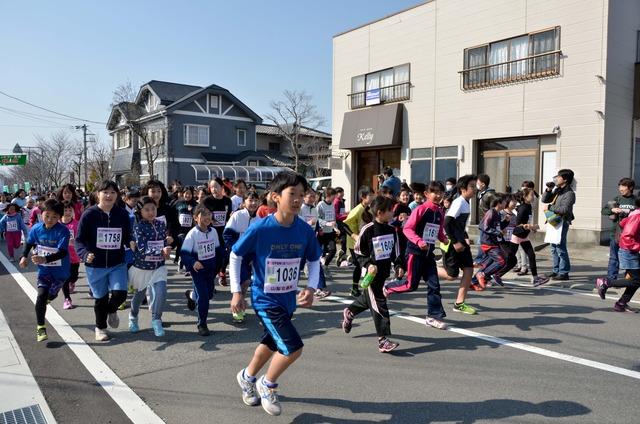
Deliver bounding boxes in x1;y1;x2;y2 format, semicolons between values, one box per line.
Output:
323;292;640;381
0;253;164;424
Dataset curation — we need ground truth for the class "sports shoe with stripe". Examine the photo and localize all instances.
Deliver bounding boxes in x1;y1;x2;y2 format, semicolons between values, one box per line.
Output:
425;317;449;330
36;325;48;342
236;369;259;406
453;302;477;315
256;376;281;416
378;337;399;353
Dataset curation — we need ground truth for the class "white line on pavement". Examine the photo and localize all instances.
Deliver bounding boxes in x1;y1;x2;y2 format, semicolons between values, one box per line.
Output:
0;254;164;424
501;280;639;304
324;293;640;381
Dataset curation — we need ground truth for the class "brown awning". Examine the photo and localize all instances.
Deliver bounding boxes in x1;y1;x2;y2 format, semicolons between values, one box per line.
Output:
339;103;403;150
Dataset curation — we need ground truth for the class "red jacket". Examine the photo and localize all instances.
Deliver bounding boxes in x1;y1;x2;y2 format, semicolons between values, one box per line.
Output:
619;209;640;252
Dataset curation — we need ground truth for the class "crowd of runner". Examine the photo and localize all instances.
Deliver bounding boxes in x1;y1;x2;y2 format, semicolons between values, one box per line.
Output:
1;167;637;416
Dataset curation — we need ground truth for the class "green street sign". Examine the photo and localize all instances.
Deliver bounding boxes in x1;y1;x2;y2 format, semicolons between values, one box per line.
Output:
0;154;27;166
2;185;7;193
24;182;31;191
12;184;18;193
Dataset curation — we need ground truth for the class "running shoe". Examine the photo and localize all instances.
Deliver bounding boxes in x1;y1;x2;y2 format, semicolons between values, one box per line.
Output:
532;276;550;287
340;260;350;268
552;273;570;281
184;271;191;277
232;311;246;323
197;324;211;336
377;337;399;353
313;289;331;299
151;319;165;337
425;317;449;330
517;268;529;276
218;273;229;286
236;369;259;406
36;325;47;342
118;301;126;311
341;308;354;334
107;312;120;329
128;285;135;294
475;272;487;289
256;376;281;416
95;327;111;342
185;290;196;311
63;298;74;310
9;256;15;262
492;275;504;287
613;301;635;313
595;277;610;299
453;302;477;315
128;315;139;333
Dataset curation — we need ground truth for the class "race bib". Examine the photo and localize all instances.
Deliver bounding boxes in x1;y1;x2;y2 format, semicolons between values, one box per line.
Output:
68;227;75;241
212;211;226;226
36;245;61;267
265;257;301;293
303;215;317;227
323;210;335;222
179;213;193;227
155;215;167;225
197;239;216;260
146;240;164;262
422;223;439;245
6;220;18;232
96;227;122;250
505;227;514;241
372;234;395;261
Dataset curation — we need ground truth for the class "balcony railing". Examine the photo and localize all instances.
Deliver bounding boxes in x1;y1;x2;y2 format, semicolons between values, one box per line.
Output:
459;50;561;90
348;82;411;109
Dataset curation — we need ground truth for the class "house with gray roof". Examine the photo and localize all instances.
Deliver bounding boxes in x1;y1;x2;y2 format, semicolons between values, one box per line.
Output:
107;80;296;186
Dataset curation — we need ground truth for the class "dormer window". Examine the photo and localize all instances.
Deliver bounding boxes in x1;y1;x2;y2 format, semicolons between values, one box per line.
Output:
145;93;158;112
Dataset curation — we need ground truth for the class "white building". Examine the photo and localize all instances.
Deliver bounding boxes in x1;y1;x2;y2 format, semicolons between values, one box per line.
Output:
331;0;640;244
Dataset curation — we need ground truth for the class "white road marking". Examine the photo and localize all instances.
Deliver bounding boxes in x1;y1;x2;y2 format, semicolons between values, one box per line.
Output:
501;279;639;304
0;254;164;424
325;292;640;381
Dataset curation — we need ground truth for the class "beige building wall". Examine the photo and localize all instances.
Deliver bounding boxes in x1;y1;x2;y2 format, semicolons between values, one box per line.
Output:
332;0;639;243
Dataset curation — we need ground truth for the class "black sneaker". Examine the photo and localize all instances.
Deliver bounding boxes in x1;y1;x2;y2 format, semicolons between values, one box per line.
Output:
185;290;196;311
547;272;558;278
197;324;211;336
350;288;361;297
552;274;569;281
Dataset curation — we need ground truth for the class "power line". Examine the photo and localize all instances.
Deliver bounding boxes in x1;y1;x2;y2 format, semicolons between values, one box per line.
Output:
0;104;78;121
0;107;76;128
0;89;107;125
0;124;71;128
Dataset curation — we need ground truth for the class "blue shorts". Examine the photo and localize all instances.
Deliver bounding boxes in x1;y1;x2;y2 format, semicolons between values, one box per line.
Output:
256;307;303;356
618;249;640;270
85;263;129;299
37;274;65;297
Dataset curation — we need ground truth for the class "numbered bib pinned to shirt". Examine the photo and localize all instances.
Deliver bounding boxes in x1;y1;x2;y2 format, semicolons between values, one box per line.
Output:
146;240;165;262
265;257;301;293
197;239;216;260
36;245;61;267
372;234;395;261
6;220;18;232
212;211;226;226
96;227;122;250
505;227;514;242
422;223;439;245
155;215;167;225
323;210;335;222
179;213;193;227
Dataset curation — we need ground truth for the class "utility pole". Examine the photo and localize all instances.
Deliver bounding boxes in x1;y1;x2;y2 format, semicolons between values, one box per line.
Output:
75;124;94;191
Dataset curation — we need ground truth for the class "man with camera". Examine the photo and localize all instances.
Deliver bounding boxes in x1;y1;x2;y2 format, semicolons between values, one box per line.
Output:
541;169;576;281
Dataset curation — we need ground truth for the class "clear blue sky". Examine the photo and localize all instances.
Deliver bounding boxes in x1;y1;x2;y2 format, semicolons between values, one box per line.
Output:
0;0;420;152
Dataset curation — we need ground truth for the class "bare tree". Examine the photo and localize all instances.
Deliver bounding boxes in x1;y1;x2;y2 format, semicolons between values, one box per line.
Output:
299;136;331;177
110;79;137;108
265;90;326;172
127;120;167;179
34;132;75;188
88;138;111;183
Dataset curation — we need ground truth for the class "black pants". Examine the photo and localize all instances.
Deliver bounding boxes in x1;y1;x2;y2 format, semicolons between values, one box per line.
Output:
610;269;640;304
319;232;337;265
336;221;348;257
94;290;128;329
350;249;361;290
175;233;187;264
62;263;80;300
348;274;390;337
497;242;518;277
35;287;58;326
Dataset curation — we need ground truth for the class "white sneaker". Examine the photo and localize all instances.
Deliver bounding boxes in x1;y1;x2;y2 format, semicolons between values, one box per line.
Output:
107;312;120;329
95;327;111;342
256;375;281;416
236;369;259;406
425;317;449;330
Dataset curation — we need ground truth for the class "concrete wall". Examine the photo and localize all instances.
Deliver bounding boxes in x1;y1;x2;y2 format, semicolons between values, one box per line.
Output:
332;0;633;244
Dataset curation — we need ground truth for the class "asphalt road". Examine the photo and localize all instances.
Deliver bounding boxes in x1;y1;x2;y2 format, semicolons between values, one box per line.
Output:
1;252;639;424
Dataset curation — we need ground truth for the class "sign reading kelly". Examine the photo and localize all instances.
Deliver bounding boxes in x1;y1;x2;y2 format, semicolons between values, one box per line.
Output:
339;103;403;150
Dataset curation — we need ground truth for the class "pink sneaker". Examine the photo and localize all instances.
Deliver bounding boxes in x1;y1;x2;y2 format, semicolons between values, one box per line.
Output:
63;298;74;310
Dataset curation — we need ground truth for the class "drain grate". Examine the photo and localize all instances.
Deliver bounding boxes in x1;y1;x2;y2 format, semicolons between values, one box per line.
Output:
0;405;47;424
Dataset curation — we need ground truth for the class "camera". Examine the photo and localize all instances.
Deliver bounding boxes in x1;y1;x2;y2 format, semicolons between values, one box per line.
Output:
545;181;555;189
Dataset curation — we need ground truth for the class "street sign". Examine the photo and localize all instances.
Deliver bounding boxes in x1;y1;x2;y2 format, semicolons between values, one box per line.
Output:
0;154;27;166
12;184;18;193
2;185;7;193
24;182;31;191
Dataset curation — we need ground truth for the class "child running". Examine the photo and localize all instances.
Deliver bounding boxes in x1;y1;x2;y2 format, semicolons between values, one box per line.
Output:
60;201;80;309
473;195;510;288
343;186;375;297
596;197;640;312
342;195;405;352
128;196;172;336
384;181;449;330
181;204;220;336
223;192;261;323
0;203;29;261
230;172;321;416
19;199;70;342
